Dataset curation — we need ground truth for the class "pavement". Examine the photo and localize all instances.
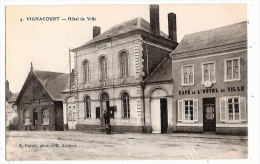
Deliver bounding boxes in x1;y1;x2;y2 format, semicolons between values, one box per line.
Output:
5;131;247;160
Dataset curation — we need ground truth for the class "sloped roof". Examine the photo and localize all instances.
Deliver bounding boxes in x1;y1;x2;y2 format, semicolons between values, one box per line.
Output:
16;70;70;103
72;17;169;51
145;56;172;83
172;21;247;55
33;70;70;101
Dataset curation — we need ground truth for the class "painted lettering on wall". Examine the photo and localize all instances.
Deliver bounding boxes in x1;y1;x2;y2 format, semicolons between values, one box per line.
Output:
178;86;245;96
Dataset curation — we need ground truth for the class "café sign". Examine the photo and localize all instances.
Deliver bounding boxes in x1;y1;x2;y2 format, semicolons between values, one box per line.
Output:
178;86;245;96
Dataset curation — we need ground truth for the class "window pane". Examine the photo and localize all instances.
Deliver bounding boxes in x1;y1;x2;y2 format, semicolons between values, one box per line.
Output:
184;101;188;105
185;107;188;114
190;100;193;105
228;99;232;103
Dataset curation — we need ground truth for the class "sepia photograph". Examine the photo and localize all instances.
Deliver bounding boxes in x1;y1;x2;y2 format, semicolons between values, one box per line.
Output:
4;3;252;161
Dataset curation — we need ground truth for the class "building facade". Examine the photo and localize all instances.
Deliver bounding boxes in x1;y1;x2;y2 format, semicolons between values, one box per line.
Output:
16;65;69;131
171;22;247;135
62;5;178;133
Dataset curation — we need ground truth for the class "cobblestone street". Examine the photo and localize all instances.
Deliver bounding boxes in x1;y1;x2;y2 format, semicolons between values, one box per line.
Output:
6;131;247;160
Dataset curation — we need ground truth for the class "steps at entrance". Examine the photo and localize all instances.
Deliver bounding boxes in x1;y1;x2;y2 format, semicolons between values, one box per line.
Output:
83;126;116;134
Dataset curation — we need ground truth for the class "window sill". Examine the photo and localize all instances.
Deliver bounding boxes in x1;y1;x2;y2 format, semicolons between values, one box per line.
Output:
224;79;241;82
24;123;31;126
42;123;49;126
221;120;244;124
181;83;195;87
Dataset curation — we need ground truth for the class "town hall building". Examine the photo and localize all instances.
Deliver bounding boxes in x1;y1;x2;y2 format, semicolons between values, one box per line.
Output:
62;5;178;133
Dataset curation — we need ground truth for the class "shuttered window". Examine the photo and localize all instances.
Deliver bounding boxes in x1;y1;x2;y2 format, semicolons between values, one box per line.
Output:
219;97;247;122
178;99;198;122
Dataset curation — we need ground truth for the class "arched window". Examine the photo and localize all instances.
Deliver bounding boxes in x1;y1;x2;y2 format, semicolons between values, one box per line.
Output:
23;109;30;124
82;60;90;83
99;56;107;81
42;108;49;125
119;51;129;78
121;92;130;118
84;96;91;118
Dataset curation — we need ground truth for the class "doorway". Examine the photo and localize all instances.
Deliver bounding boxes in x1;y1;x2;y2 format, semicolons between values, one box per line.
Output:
151;98;168;133
203;98;216;132
100;92;109;126
33;109;38;129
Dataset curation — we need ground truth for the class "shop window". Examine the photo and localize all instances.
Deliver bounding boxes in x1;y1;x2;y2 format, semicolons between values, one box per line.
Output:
181;65;194;86
99;56;107;81
220;97;247;122
202;62;216;83
42;108;49;125
121;92;130;118
82;60;90;83
23;109;30;125
224;57;240;81
119;51;129;78
177;99;198;122
84;96;91;119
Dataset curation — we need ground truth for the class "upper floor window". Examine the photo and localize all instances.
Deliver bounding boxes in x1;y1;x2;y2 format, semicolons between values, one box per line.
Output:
42;108;49;125
181;64;194;86
202;62;216;83
225;57;240;81
121;92;130;118
119;51;129;78
84;96;91;119
99;56;107;81
82;60;90;83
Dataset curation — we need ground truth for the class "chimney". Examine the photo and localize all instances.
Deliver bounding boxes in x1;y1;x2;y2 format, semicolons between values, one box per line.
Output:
150;5;160;35
168;13;177;42
93;26;101;38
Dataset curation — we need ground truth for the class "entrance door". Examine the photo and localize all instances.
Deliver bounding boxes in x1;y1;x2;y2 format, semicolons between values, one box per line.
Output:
203;98;216;132
151;98;168;133
160;99;168;134
100;93;109;126
68;104;76;130
33;109;38;129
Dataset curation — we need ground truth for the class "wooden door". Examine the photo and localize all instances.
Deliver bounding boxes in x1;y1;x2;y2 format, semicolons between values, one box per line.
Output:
203;98;216;132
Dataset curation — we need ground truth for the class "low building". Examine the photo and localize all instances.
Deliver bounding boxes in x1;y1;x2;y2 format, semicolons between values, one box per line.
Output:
171;21;247;135
15;65;70;131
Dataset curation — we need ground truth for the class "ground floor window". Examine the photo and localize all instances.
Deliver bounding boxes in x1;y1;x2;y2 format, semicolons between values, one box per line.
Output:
42;108;49;124
220;96;246;122
178;99;198;122
84;96;91;119
23;109;30;124
122;92;130;118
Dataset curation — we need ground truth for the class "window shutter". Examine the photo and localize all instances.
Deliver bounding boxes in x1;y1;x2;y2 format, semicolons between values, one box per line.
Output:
220;97;226;122
240;97;247;121
178;100;183;121
193;99;199;121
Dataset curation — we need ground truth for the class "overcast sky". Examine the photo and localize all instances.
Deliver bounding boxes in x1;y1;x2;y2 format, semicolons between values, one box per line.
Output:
6;4;247;93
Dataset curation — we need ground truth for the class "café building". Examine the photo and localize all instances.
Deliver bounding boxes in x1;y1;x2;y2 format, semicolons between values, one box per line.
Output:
171;21;247;135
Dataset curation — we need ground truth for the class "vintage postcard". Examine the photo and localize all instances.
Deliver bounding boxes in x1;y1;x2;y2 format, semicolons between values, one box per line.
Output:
3;3;252;161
